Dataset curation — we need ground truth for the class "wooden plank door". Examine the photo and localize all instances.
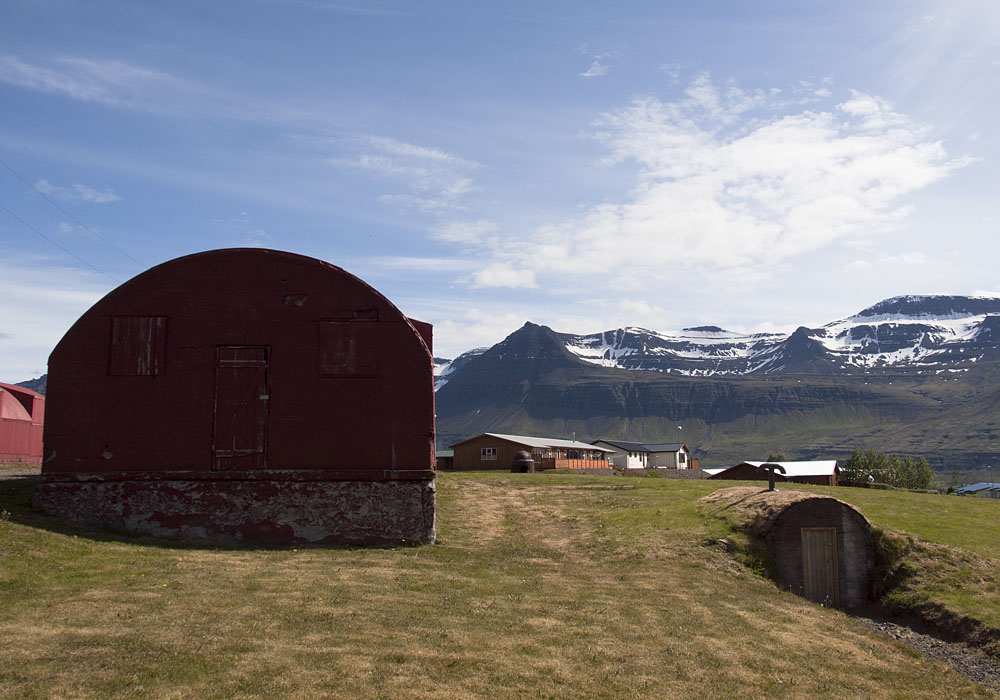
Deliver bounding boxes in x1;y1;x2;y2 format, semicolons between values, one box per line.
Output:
213;346;269;470
801;527;840;607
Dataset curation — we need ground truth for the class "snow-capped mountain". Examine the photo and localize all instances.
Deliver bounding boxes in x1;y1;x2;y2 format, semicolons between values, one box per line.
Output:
557;295;1000;378
434;348;488;391
434;296;1000;469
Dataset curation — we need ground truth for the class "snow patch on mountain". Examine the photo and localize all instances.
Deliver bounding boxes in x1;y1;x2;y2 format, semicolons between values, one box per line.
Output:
434;347;488;391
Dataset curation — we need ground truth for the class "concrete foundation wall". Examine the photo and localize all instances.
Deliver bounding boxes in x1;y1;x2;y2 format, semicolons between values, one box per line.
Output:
34;476;436;545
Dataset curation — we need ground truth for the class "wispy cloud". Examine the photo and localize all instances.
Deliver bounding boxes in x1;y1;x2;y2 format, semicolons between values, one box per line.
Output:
843;251;929;274
459;75;967;292
432;219;497;244
578;46;614;79
366;256;470;272
334;134;481;212
580;59;609;79
0;54;187;109
0;261;111;381
34;178;120;203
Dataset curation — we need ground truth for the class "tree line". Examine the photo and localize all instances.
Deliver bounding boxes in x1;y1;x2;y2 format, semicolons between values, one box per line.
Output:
839;449;935;490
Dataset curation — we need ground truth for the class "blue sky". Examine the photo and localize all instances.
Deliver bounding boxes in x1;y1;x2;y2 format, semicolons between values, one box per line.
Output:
2;0;998;381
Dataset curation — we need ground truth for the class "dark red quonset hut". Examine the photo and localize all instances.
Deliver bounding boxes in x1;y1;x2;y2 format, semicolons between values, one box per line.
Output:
35;248;436;544
0;382;45;466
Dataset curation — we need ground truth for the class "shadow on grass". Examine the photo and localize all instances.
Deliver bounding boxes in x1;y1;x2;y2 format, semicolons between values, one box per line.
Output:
0;474;412;553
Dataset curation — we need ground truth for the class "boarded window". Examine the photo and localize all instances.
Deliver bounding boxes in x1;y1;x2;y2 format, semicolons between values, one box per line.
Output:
319;321;378;377
108;316;167;376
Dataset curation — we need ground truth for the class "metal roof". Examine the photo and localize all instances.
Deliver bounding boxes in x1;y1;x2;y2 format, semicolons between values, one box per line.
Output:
592;439;687;453
739;460;839;477
642;443;686;452
956;482;1000;494
482;433;616;452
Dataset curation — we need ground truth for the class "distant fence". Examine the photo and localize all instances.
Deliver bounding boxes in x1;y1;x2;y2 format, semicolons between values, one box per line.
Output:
552;467;708;479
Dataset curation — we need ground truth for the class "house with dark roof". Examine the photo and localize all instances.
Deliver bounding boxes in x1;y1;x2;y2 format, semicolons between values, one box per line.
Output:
591;439;691;469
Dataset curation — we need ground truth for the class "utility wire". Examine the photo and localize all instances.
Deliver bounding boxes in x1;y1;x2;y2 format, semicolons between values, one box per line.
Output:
0;156;144;267
0;200;121;284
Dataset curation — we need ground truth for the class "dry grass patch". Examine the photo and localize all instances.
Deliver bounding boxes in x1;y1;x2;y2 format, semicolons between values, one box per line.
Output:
0;472;994;698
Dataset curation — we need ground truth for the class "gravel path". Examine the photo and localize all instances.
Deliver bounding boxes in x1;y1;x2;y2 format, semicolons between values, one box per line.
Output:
857;617;1000;694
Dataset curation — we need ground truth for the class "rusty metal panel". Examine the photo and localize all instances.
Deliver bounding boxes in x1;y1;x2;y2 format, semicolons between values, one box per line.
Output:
801;527;840;607
213;346;269;470
108;316;167;376
318;320;377;377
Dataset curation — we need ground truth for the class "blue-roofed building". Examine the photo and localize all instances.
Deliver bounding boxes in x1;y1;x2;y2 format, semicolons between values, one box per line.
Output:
955;482;1000;498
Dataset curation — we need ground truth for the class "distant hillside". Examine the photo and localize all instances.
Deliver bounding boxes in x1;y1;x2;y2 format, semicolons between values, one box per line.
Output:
15;374;46;395
435;296;1000;469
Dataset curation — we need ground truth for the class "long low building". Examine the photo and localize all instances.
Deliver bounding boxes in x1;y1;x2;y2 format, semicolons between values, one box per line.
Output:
450;433;615;470
708;460;839;487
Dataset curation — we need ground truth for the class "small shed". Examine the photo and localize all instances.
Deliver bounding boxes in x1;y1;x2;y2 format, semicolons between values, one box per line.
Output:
700;486;873;609
435;450;454;471
709;460;839;487
0;382;45;466
35;248;436;545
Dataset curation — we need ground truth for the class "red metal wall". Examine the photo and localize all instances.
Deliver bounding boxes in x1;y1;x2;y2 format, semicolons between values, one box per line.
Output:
42;249;435;478
0;383;44;465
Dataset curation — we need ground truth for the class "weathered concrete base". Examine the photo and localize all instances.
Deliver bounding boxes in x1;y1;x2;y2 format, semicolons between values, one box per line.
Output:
33;476;436;546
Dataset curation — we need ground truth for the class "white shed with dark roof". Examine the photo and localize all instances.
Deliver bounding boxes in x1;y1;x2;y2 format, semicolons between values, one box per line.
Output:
592;439;691;469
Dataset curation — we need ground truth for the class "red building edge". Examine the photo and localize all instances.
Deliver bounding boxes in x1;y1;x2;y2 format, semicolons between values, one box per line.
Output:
0;382;45;466
34;248;436;545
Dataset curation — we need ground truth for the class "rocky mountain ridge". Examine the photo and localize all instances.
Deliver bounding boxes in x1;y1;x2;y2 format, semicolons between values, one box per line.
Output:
436;295;1000;381
434;296;1000;469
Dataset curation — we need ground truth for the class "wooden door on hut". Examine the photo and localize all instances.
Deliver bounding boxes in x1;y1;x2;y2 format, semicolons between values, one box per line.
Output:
801;527;840;607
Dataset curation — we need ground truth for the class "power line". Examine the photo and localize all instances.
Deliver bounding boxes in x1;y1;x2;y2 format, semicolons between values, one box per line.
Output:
0;156;144;267
0;200;121;284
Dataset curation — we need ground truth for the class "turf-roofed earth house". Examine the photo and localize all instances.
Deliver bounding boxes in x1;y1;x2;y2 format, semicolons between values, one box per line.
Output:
700;487;873;609
34;248;436;545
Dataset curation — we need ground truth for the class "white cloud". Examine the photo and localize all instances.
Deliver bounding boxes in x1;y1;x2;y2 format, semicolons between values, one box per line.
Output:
0;262;111;381
454;76;967;298
0;54;187;109
430;309;526;359
843;251;929;274
580;59;609;79
335;134;480;212
367;256;469;272
432;219;497;244
35;178;120;203
471;263;538;289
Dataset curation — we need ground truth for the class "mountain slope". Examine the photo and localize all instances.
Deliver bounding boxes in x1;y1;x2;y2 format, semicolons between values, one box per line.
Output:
435;296;1000;469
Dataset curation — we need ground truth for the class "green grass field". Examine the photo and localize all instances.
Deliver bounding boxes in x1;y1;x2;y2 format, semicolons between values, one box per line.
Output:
1;471;997;699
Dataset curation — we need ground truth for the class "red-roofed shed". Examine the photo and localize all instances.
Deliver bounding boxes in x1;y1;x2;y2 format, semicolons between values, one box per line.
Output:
0;382;44;465
35;248;436;544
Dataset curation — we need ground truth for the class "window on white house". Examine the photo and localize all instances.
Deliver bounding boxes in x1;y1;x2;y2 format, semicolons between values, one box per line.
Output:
679;453;687;464
481;447;497;460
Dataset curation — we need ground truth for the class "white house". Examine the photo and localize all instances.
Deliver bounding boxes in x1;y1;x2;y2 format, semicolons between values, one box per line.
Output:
591;439;692;469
